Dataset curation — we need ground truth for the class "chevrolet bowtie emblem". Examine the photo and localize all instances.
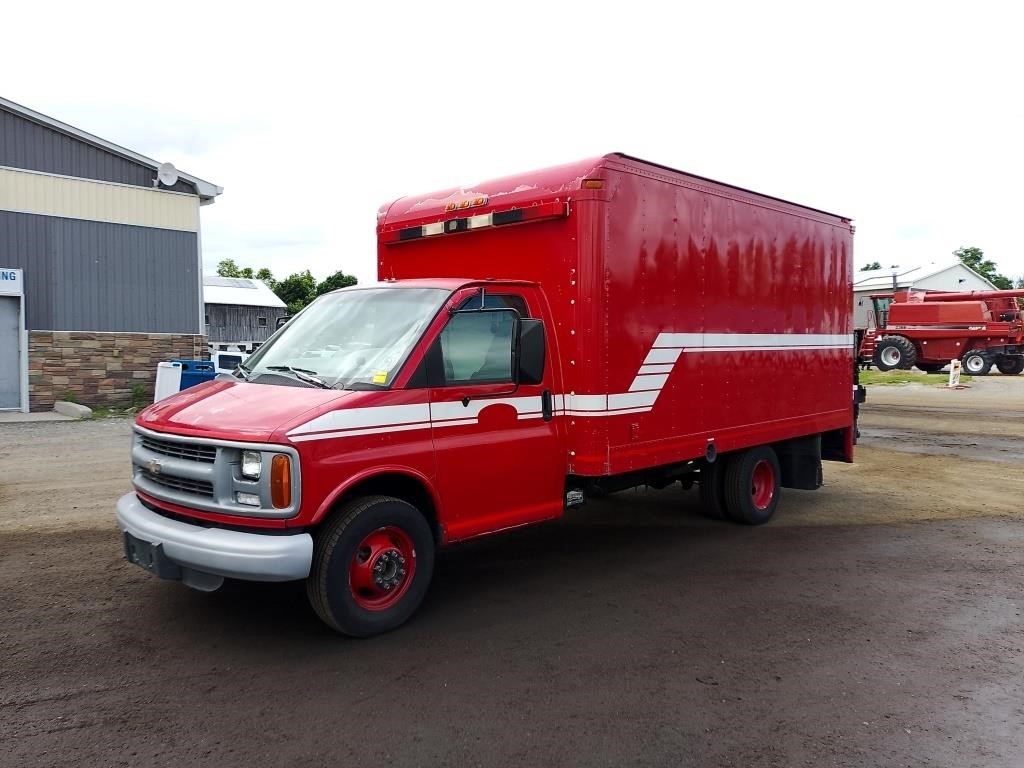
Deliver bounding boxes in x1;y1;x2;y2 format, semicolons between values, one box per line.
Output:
147;459;162;475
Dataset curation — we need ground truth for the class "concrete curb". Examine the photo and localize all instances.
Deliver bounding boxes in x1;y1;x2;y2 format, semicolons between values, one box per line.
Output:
54;401;93;419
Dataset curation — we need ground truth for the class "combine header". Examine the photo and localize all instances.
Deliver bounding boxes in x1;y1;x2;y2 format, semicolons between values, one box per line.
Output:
860;288;1024;375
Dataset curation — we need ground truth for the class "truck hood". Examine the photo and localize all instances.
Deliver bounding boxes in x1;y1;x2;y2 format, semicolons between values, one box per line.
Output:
137;379;354;442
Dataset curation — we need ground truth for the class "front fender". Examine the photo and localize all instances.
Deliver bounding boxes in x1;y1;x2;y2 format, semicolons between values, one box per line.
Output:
311;465;444;534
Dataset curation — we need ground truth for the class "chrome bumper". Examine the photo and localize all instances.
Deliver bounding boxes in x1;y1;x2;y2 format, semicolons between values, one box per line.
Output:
116;492;312;590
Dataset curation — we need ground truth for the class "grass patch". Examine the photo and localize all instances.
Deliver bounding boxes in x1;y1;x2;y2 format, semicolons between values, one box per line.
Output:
91;406;139;419
859;369;972;386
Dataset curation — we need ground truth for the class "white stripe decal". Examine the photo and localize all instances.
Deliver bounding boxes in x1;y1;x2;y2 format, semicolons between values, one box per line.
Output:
288;403;431;436
643;348;683;365
286;332;851;440
629;374;669;392
608;391;660;410
638;363;674;375
655;332;852;348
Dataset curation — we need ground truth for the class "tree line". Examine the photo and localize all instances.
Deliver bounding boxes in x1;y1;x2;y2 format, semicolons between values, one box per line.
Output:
215;259;357;315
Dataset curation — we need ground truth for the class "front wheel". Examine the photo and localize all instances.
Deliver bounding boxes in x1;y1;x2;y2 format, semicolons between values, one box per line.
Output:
724;446;781;525
307;495;435;637
873;336;917;371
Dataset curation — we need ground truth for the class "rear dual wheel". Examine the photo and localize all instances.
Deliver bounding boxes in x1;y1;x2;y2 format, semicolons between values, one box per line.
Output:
307;495;435;637
698;446;782;526
996;356;1024;375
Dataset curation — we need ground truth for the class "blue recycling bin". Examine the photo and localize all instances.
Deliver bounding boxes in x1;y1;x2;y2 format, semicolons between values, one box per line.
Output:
172;359;216;390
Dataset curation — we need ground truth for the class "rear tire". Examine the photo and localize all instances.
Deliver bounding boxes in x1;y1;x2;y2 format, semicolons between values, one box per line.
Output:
962;349;992;376
307;495;435;637
995;356;1024;375
724;446;781;526
697;458;731;520
873;336;917;371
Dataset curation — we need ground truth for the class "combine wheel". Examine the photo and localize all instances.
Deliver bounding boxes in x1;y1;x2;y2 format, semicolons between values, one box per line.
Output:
307;495;435;637
723;446;781;526
962;349;992;376
995;356;1024;375
873;336;917;371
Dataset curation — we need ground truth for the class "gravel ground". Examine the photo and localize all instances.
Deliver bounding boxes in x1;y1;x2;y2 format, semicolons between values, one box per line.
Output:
1;378;1022;767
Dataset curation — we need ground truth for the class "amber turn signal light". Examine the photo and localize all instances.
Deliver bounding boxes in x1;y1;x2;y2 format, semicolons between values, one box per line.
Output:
270;454;291;509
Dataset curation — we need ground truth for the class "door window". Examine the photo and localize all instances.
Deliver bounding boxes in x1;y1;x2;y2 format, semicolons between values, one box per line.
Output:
438;311;516;385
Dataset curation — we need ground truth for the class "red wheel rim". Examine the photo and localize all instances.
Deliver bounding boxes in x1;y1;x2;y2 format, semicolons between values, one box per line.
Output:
750;460;776;510
348;526;417;611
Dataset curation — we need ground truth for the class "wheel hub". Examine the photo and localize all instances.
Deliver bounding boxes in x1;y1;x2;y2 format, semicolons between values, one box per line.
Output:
371;549;407;591
880;346;901;366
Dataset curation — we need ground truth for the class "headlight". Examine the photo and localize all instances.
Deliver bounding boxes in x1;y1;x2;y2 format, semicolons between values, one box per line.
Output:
241;450;262;479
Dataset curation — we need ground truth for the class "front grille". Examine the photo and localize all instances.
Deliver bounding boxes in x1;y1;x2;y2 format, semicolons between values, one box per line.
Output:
140;436;216;463
141;470;214;498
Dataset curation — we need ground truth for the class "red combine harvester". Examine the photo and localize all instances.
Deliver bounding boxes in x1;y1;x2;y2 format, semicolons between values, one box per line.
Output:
860;288;1024;375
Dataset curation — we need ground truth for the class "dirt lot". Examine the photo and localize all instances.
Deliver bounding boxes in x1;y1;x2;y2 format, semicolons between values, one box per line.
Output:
2;378;1023;767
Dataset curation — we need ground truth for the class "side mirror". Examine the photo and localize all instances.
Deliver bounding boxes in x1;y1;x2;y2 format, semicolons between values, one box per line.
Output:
518;319;546;385
275;316;291;330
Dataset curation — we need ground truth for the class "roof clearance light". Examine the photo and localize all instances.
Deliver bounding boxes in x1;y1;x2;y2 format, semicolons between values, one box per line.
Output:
582;179;604;189
386;200;568;244
445;196;488;212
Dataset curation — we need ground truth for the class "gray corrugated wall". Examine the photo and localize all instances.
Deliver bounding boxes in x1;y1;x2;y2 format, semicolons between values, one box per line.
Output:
205;305;288;343
0;106;197;194
0;210;201;333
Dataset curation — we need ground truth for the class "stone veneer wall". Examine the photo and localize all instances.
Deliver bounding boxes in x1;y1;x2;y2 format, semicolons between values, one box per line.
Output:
28;331;207;411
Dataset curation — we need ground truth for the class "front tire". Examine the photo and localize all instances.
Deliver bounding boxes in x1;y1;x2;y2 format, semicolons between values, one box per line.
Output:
307;495;435;637
724;446;781;526
873;336;917;371
962;349;992;376
995;356;1024;375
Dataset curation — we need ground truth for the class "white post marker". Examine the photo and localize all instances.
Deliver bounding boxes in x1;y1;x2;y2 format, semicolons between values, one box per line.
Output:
948;359;962;388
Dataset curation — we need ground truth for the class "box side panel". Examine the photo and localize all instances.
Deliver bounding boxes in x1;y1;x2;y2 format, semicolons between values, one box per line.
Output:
575;167;852;475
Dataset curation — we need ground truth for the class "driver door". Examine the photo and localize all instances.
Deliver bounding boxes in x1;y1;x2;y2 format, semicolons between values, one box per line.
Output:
426;291;563;541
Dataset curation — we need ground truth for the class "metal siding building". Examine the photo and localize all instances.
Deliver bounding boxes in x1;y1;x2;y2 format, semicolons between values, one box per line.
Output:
0;96;222;412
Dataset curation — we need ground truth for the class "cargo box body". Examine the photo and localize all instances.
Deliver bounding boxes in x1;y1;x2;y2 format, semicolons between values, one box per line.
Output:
378;153;855;476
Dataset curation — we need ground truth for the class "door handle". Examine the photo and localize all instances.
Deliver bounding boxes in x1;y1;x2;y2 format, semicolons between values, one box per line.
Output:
541;389;553;422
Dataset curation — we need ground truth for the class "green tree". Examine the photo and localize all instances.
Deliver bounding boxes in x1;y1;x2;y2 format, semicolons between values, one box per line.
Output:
953;246;1013;290
860;261;882;271
316;270;358;296
215;258;254;279
274;270;318;315
216;258;241;277
255;267;277;289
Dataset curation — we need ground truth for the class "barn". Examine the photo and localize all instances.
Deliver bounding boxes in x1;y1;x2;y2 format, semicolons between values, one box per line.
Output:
203;276;287;349
0;96;221;412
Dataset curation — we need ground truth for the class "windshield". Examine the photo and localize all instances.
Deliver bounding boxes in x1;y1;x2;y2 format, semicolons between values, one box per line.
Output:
242;287;449;388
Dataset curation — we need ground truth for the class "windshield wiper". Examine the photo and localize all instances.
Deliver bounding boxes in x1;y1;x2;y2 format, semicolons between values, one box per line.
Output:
265;365;331;389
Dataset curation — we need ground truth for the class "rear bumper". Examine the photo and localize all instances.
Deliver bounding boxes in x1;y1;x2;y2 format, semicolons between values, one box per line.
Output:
115;492;312;587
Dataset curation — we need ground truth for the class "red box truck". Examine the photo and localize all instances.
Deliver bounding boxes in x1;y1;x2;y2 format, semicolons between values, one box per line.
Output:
117;154;857;636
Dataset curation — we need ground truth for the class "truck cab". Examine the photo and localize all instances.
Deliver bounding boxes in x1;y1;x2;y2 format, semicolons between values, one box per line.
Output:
119;279;565;635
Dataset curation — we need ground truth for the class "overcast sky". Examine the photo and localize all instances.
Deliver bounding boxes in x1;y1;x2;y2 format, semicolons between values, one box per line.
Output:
4;1;1022;285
